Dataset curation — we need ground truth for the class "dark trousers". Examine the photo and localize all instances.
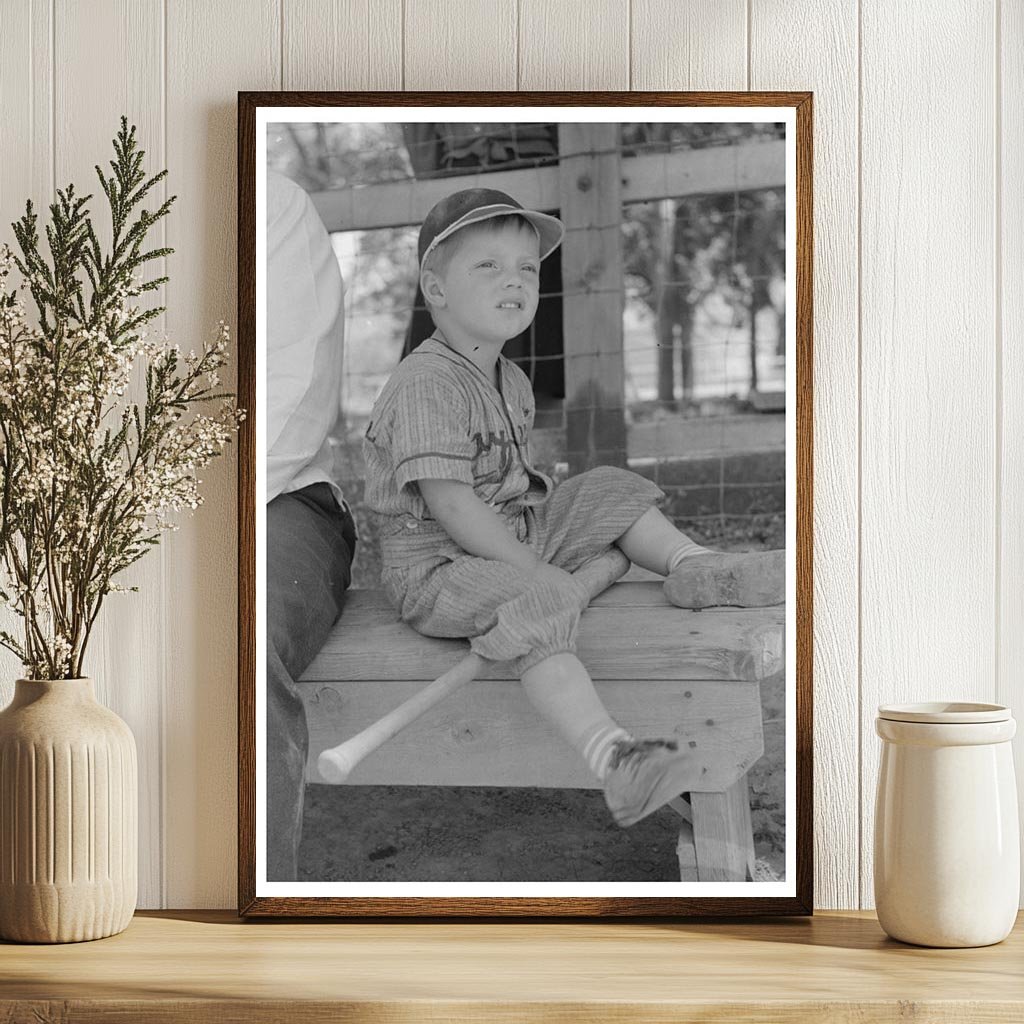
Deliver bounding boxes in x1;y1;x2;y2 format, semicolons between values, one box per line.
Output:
267;482;356;881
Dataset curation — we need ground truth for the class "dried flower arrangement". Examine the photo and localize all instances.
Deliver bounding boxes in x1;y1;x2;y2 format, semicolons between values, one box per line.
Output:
0;117;242;679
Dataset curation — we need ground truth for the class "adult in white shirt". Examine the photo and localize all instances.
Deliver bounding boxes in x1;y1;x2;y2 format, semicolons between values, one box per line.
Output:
266;170;356;881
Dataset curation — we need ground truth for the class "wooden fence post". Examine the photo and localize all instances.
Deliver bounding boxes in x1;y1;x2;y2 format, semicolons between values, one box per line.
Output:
557;124;627;474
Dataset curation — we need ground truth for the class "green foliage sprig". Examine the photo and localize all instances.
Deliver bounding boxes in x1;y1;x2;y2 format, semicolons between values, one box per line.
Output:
0;117;243;679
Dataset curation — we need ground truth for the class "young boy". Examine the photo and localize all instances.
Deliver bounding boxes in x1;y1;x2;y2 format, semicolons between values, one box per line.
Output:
363;188;783;828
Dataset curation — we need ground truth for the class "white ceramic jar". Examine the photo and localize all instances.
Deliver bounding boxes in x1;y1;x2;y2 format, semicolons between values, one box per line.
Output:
874;702;1019;947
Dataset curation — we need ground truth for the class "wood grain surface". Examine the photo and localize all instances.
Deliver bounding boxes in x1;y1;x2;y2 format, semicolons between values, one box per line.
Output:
302;675;763;787
559;121;628;471
751;0;860;913
520;0;629;90
632;0;747;92
1;910;1023;1022
301;588;783;682
406;0;517;91
285;0;402;91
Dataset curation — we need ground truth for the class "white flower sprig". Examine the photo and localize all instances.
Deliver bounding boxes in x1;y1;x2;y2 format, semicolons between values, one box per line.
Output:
0;118;243;679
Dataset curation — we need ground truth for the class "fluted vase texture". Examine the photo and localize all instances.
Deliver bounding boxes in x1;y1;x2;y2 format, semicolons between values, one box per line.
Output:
0;678;137;943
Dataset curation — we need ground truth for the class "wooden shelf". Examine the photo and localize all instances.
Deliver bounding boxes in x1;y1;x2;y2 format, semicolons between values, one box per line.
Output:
2;910;1023;1021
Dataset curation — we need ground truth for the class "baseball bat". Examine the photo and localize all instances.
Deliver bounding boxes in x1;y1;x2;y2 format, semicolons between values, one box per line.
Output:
316;547;629;784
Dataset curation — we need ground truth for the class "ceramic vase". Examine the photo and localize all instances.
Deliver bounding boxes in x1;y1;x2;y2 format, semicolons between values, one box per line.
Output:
0;678;137;943
874;702;1019;948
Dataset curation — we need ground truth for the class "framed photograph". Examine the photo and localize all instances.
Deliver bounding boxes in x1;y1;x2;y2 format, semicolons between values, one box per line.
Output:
238;91;812;916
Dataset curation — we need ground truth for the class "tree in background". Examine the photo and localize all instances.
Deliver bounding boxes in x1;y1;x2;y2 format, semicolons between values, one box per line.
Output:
620;122;785;409
268;122;786;411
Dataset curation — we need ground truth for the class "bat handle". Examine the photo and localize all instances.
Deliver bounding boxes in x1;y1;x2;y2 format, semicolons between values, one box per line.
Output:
317;653;485;783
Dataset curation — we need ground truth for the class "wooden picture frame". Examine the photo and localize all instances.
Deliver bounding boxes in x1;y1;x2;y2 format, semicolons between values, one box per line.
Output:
238;91;813;917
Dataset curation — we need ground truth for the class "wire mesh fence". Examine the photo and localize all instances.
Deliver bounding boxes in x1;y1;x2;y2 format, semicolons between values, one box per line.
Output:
268;122;787;589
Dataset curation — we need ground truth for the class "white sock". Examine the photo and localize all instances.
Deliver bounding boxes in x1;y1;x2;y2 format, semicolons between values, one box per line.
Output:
521;654;633;782
666;537;712;574
580;723;632;780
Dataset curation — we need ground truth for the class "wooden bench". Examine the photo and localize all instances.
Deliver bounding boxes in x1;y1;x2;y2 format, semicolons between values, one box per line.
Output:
298;581;784;882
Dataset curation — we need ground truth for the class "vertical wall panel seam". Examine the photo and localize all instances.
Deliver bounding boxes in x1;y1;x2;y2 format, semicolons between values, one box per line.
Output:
159;0;169;909
855;0;864;909
400;0;405;90
279;0;284;91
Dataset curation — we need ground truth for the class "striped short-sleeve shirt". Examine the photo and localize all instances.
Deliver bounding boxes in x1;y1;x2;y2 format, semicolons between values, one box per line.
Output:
363;337;554;563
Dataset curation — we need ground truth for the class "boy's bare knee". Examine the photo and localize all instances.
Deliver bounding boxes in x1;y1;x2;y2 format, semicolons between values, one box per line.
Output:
521;650;582;683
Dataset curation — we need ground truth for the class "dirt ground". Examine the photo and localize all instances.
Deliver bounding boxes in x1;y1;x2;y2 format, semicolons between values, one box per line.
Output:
300;781;784;883
298;666;786;883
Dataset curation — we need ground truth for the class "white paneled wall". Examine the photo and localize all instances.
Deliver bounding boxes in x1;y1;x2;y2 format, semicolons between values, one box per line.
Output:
859;2;999;910
55;0;169;909
0;0;1018;910
1005;0;1024;910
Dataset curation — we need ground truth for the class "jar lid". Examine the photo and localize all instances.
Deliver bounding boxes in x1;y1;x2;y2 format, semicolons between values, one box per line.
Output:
877;701;1011;724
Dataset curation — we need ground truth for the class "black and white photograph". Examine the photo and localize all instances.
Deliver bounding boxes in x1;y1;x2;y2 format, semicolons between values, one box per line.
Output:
240;95;810;915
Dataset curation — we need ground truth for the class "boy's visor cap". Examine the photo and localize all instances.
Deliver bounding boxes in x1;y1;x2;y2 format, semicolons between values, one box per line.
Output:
418;188;564;268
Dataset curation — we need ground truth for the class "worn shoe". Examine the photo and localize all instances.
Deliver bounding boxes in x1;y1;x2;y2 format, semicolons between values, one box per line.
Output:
602;738;696;828
664;550;785;609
